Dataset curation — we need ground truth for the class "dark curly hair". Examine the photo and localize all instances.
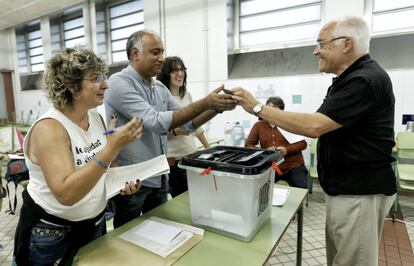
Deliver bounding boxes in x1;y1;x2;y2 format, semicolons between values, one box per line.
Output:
156;56;187;99
43;47;107;109
266;96;285;110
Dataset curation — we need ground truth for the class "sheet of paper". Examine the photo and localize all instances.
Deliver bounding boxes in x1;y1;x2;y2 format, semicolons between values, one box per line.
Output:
278;128;305;144
272;187;290;206
118;217;199;258
7;154;25;160
105;155;170;200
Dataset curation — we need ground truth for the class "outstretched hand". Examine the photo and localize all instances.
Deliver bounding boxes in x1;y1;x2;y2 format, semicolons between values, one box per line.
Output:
231;87;260;114
205;85;238;112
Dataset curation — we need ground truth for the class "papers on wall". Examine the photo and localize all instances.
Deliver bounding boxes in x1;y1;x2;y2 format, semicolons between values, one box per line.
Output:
272;187;290;206
118;216;204;258
278;128;305;144
105;155;170;200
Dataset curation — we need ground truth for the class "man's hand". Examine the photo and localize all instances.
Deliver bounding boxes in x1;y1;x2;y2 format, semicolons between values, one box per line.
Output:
231;87;260;114
205;85;238;112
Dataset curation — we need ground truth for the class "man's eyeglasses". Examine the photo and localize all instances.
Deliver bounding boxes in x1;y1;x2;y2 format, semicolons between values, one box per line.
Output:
171;67;186;75
316;36;347;49
83;74;108;84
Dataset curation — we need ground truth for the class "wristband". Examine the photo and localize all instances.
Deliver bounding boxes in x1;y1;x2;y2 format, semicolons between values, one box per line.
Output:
172;129;177;136
93;156;108;170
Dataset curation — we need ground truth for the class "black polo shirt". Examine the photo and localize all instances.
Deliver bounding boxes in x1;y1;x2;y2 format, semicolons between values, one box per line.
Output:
317;54;396;196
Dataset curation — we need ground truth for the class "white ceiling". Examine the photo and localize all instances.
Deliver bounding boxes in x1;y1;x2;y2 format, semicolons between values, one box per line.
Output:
0;0;83;30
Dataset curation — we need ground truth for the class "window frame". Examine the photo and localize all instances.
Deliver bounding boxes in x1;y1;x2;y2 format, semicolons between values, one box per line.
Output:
229;0;323;54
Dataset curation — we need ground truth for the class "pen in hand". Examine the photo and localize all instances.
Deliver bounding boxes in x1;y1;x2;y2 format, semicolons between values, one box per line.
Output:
103;127;121;135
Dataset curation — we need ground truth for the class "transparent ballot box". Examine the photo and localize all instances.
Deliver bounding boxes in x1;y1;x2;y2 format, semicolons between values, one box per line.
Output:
179;146;284;242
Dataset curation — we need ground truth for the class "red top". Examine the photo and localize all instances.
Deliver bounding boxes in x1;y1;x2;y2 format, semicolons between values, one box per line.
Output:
245;120;307;173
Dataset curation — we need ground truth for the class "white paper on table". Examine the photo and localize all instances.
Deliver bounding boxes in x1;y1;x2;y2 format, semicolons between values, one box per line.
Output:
118;216;202;258
272;187;290;206
7;154;25;160
278;128;305;144
105;155;170;200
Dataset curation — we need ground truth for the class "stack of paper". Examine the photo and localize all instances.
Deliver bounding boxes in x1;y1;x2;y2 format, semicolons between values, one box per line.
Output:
272;187;290;206
118;217;204;258
105;155;170;199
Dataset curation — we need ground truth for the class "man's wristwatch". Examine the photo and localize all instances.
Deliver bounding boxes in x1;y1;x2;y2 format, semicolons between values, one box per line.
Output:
252;103;264;116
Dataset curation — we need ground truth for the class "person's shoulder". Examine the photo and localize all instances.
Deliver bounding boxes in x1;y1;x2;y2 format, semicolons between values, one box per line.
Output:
31;118;67;142
155;79;168;90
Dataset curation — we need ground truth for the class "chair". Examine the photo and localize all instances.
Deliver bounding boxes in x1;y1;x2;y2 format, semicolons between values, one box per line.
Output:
395;132;414;188
392;132;414;221
306;138;318;207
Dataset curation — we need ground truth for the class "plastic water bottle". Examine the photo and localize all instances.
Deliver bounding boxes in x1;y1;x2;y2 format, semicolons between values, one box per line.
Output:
232;122;245;147
224;122;233;146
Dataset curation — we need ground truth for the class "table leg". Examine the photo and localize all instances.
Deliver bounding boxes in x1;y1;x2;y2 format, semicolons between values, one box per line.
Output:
296;204;303;266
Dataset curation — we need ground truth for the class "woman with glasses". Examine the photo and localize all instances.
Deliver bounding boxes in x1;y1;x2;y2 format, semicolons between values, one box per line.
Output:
13;47;143;265
156;56;210;197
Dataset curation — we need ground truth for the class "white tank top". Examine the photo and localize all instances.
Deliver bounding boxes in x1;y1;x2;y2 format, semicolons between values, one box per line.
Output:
25;108;107;221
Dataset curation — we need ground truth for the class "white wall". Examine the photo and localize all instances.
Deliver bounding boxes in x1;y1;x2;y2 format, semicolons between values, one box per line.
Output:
0;29;13;120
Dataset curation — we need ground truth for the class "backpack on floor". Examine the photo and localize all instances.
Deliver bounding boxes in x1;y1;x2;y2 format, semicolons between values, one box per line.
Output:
4;159;29;214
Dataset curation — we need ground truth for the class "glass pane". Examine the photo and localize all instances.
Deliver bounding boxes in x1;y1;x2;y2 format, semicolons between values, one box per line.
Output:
31;63;45;72
240;0;320;16
52;43;61;54
65;37;85;48
240;5;321;32
30;55;44;64
64;27;85;40
97;32;106;43
28;30;41;40
19;66;28;73
374;0;414;12
96;10;105;22
372;8;414;32
240;22;320;47
110;12;143;29
30;46;43;56
17;51;27;59
111;24;143;40
16;34;25;43
18;59;27;66
97;22;105;33
111;39;127;51
17;43;26;50
64;17;84;30
110;0;143;18
112;51;128;62
97;44;106;55
29;38;43;48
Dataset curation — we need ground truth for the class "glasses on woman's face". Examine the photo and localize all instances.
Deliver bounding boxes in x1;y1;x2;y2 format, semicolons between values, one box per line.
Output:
83;73;108;84
171;67;186;75
316;36;347;49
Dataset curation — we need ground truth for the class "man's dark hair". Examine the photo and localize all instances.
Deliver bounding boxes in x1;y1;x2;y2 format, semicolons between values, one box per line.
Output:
266;97;285;110
156;56;187;99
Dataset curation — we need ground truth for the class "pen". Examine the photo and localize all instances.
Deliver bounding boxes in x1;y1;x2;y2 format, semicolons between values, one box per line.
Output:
103;127;121;135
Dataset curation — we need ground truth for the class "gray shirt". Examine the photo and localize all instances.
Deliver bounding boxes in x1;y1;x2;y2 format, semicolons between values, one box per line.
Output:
105;64;195;187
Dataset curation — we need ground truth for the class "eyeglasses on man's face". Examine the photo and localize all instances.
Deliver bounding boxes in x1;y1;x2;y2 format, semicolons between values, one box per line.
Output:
316;36;347;49
171;67;186;75
83;73;108;84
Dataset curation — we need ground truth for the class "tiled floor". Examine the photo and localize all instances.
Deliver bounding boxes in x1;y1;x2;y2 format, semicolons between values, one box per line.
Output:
0;182;413;266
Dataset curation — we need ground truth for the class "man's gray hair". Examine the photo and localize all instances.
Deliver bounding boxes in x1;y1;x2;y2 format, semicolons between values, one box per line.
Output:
126;29;160;60
332;16;371;55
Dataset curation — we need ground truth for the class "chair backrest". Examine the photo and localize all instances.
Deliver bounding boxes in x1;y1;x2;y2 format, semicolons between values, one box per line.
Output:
309;138;318;166
396;132;414;160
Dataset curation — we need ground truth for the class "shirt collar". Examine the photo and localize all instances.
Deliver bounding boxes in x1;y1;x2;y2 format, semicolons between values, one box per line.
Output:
332;54;371;85
127;64;155;89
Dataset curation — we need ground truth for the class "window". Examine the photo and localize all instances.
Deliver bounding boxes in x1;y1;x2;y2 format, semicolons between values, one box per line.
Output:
372;0;414;33
231;0;322;51
64;16;85;48
15;21;44;73
109;0;144;63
